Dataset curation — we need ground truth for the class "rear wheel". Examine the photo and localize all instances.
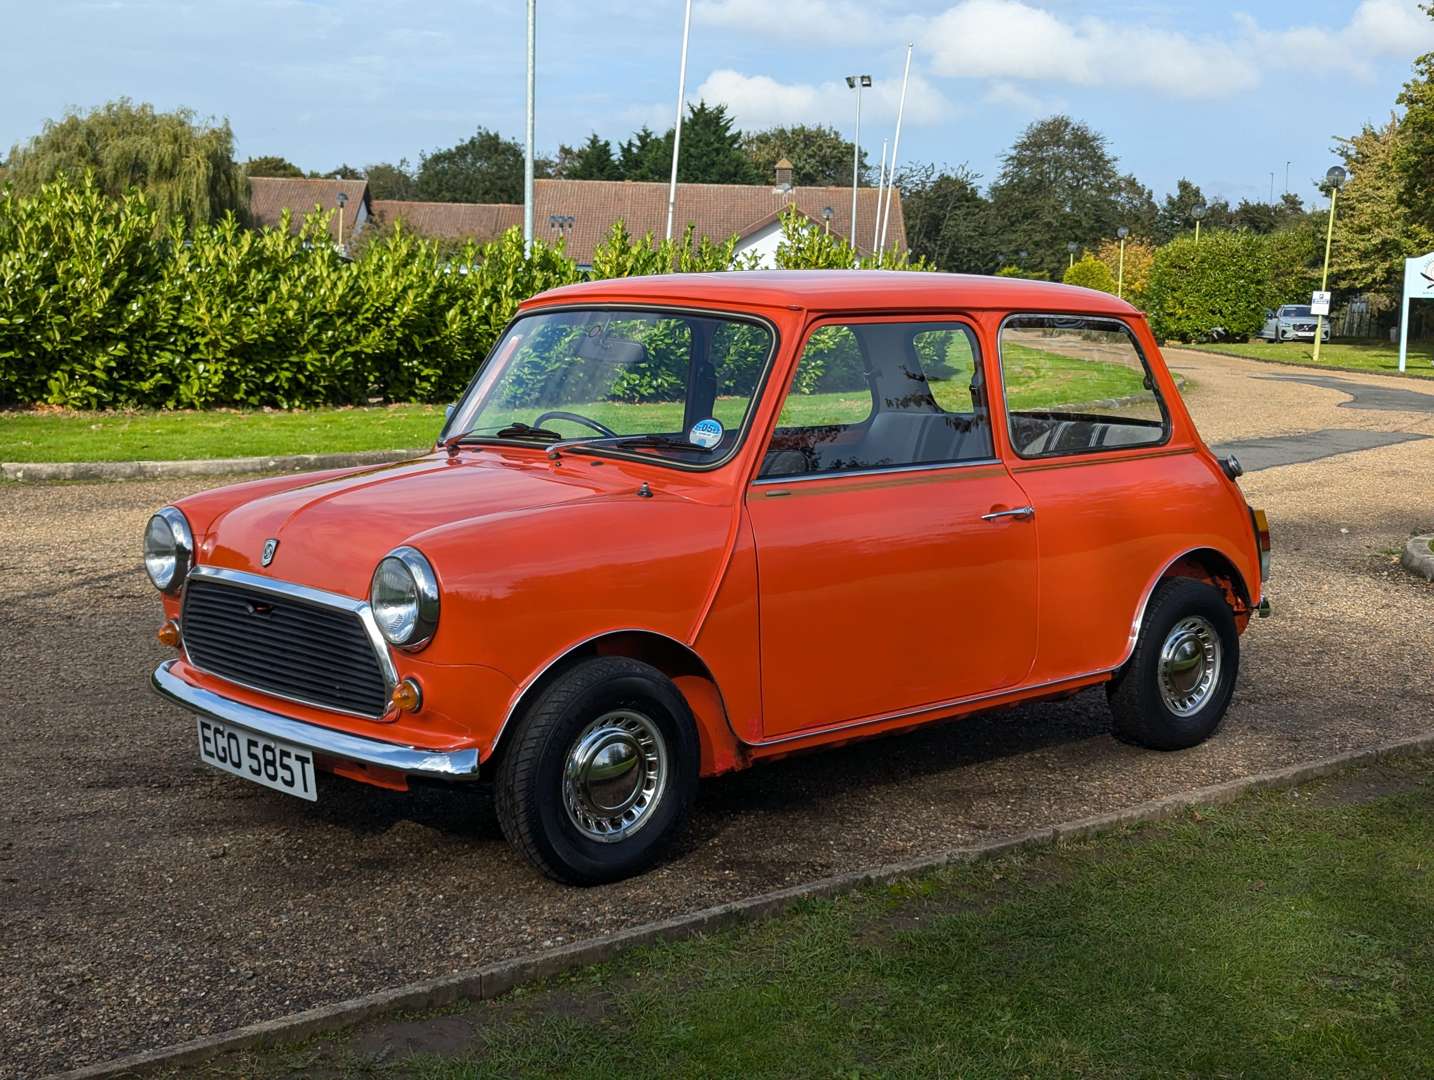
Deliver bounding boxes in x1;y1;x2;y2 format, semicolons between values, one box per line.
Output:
1107;577;1240;751
495;657;698;884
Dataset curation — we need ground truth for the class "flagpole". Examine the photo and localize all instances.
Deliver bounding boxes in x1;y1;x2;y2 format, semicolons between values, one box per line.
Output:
878;43;912;254
664;0;693;242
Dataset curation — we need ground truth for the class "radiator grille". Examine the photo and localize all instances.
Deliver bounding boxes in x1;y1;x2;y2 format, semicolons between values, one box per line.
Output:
181;576;389;718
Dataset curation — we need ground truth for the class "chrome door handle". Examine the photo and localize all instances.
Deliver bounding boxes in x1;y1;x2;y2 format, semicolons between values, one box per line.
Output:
982;505;1035;522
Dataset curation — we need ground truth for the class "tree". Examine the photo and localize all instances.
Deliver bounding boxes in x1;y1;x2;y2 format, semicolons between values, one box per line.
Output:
1115;175;1158;239
617;103;760;185
618;126;668;181
244;155;304;178
1333;117;1434;303
558;134;622;180
414;128;551;203
896;163;996;272
1396;3;1434;231
1094;237;1155;308
988;116;1125;278
1154;179;1236;244
362;160;417;200
741;124;866;186
7;99;247;229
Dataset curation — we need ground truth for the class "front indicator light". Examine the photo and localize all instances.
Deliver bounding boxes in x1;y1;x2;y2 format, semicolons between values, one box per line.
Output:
390;678;423;714
157;620;181;648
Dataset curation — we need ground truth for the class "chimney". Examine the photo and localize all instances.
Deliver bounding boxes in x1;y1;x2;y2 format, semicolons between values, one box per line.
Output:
774;157;793;191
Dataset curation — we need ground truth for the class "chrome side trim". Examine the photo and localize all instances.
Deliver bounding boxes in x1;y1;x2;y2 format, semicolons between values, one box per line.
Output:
750;457;1003;486
184;565;399;713
153;661;479;778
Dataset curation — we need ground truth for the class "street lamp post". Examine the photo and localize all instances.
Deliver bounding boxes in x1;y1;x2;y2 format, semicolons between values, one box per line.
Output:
822;206;833;234
1116;226;1130;299
845;74;871;248
336;190;349;250
1191;204;1206;244
1067;241;1078;269
1311;165;1347;365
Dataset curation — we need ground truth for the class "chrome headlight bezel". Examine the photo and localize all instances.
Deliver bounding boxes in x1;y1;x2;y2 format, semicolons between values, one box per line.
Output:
144;507;194;594
369;546;440;650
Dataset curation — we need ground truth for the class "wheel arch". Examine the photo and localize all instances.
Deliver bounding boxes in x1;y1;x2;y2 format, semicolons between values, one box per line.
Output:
1122;546;1253;667
488;630;747;778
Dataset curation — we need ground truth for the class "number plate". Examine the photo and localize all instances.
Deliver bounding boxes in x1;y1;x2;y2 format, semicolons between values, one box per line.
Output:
197;717;317;801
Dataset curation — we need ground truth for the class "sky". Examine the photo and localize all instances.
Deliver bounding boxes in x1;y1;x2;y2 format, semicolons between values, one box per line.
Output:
5;0;1434;206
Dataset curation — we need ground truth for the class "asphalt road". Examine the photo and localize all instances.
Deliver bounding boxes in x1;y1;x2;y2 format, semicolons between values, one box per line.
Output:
4;349;1434;1079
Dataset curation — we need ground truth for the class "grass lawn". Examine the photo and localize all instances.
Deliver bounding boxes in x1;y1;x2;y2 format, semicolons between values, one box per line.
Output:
0;404;447;463
187;757;1434;1079
1181;338;1434;379
1;351;1145;464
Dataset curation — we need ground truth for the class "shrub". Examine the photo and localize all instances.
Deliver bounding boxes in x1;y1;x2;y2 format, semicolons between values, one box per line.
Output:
1093;238;1154;308
1144;230;1269;343
0;174;580;409
1062;255;1117;294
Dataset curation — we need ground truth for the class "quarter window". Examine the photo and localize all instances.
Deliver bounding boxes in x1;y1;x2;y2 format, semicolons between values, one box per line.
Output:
761;320;993;478
999;315;1168;458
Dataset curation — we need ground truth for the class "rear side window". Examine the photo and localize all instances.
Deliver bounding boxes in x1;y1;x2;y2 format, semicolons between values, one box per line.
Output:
999;315;1168;458
761;320;993;479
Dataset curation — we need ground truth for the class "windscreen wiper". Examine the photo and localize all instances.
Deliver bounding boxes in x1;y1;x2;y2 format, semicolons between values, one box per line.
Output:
545;434;713;460
442;422;565;457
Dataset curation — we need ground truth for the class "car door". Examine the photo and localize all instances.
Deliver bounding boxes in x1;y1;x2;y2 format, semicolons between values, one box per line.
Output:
1262;311;1278;340
745;317;1038;739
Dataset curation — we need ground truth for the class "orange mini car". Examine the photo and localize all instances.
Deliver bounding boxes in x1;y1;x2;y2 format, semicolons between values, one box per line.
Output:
146;272;1270;883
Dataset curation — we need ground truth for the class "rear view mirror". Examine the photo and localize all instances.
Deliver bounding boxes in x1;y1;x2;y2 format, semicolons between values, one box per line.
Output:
574;334;647;368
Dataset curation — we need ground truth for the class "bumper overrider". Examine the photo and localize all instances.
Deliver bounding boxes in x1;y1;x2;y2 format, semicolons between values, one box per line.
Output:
152;660;480;778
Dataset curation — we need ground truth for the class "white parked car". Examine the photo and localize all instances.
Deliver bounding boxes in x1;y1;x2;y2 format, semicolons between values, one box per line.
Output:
1259;305;1331;344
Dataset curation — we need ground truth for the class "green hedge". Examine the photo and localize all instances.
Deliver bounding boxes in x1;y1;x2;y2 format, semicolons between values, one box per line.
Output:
1144;229;1318;344
0;181;926;409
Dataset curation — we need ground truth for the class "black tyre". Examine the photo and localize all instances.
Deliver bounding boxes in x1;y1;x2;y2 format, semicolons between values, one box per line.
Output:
1107;577;1240;751
494;657;698;885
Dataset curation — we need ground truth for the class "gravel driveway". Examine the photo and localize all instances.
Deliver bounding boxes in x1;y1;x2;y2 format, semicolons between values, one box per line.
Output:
4;349;1433;1079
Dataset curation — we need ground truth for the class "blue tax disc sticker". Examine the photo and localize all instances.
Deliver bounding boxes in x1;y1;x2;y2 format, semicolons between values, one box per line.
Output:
688;417;724;449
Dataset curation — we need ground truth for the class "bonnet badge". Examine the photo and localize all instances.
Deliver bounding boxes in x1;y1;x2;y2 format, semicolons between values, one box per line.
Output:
261;538;279;567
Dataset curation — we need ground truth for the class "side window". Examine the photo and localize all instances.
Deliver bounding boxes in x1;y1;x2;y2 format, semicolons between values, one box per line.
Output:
761;320;993;479
999;315;1169;458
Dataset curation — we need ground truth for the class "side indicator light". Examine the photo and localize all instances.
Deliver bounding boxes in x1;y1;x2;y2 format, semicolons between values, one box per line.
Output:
157;620;181;648
390;678;423;714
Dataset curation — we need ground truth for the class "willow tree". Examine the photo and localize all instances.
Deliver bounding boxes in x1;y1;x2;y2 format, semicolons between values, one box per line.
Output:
7;99;248;229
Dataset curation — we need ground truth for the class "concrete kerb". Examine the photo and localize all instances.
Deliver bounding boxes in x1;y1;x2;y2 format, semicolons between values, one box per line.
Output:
1;448;425;483
1401;535;1434;581
49;730;1434;1080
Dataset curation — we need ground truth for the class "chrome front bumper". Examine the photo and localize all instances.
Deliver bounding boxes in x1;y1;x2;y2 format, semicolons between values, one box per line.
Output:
152;660;480;779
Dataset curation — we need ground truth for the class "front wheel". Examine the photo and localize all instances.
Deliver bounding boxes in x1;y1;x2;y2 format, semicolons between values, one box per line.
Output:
495;657;698;884
1107;577;1240;751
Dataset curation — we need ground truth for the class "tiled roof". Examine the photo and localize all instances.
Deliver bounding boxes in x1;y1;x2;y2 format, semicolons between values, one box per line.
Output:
371;179;905;264
247;176;369;242
370;199;523;240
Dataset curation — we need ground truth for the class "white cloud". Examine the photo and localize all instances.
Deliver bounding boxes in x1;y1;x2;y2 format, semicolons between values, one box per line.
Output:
693;68;955;131
1237;0;1434;79
922;0;1257;99
695;0;1434;102
982;80;1062;117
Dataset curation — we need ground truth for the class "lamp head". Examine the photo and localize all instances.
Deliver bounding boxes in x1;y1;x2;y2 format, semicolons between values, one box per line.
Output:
1117;226;1130;239
1325;165;1347;190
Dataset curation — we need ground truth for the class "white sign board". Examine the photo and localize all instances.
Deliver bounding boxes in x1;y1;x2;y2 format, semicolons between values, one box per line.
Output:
1398;251;1434;372
1310;291;1331;316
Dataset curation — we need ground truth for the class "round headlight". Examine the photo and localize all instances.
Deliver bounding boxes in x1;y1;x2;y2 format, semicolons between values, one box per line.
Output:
369;546;440;649
143;507;193;593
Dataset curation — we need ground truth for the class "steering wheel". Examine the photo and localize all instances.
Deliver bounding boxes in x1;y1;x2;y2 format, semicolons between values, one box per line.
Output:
533;411;618;438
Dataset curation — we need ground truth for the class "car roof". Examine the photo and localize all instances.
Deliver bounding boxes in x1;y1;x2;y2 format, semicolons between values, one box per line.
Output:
524;270;1143;318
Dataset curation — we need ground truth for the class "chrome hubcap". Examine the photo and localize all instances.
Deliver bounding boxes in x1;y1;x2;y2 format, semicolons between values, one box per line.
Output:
1158;616;1222;717
563;710;667;843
